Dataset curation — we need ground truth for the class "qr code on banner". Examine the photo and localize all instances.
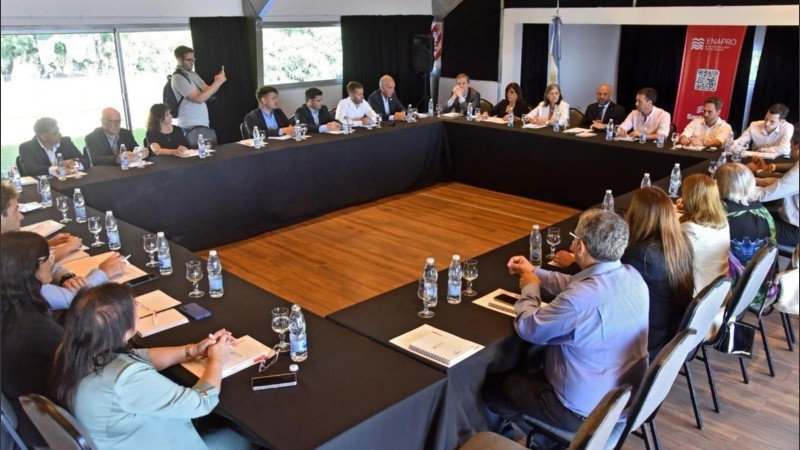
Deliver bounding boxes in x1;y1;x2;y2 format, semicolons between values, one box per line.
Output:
694;68;719;92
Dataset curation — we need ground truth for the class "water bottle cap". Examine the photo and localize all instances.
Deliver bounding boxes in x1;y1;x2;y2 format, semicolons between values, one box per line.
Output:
533;224;540;230
157;231;165;237
75;188;81;193
209;250;217;256
289;364;299;372
426;257;434;264
606;189;612;194
644;173;650;177
291;304;301;311
105;211;112;215
452;254;460;260
675;163;680;167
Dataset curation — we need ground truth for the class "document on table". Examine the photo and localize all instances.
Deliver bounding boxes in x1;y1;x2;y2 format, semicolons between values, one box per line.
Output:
483;117;506;124
268;135;292;140
181;335;275;378
522;123;547;129
472;288;520;317
135;290;182;319
128;161;153;168
20;219;64;237
136;308;189;338
177;149;217;158
564;127;591;134
742;150;779;160
61;251;147;284
675;144;706;152
576;132;598;138
65;171;88;178
614;136;636;142
19;202;43;213
391;324;483;368
324;130;344;135
442;112;463;118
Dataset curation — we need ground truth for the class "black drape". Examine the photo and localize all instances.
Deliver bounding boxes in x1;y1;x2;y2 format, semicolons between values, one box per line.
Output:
441;0;501;81
189;17;258;145
749;26;800;125
616;25;686;116
341;15;433;109
520;24;549;106
727;26;756;135
505;0;796;5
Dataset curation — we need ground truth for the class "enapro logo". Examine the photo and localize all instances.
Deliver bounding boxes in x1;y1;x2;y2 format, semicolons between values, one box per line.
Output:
691;38;705;50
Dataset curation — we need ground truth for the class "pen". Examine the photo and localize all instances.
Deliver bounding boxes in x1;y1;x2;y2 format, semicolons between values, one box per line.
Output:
123;254;132;263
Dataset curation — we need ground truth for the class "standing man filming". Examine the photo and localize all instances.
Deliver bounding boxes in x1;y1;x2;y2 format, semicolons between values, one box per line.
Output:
171;45;226;145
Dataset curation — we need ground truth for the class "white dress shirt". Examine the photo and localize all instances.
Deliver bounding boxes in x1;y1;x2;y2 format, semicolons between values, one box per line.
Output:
619;106;672;137
335;97;377;123
754;163;799;227
681;117;732;145
526;101;571;126
736;120;794;156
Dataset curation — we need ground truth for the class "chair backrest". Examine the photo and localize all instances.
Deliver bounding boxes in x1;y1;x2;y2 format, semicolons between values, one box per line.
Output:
569;108;584;127
725;244;778;323
15;155;27;176
479;98;493;113
460;431;528;450
82;147;93;168
239;122;249;140
774;268;799;315
613;328;697;449
568;384;632;450
19;393;96;450
1;392;26;449
680;276;732;350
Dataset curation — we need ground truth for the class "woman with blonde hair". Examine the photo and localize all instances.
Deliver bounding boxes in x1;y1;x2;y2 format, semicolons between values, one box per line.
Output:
622;187;694;361
679;174;730;294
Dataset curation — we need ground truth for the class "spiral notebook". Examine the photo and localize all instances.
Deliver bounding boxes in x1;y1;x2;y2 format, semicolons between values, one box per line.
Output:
181;335;274;379
391;324;483;368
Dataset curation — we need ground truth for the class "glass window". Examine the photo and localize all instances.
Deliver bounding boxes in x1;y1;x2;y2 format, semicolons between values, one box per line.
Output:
262;25;342;84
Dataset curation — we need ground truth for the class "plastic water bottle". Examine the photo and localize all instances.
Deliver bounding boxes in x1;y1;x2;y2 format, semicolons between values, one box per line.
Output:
603;190;615;212
9;166;23;193
552;119;560;133
428;98;434;114
606;119;614;141
656;134;665;149
197;134;208;159
207;250;224;298
289;304;308;362
447;255;463;305
38;176;52;207
668;163;682;198
406;104;414;123
563;116;570;132
252;126;262;149
156;231;173;275
133;146;143;164
508;110;515;127
641;173;651;188
56;154;67;181
529;224;542;266
294;119;303;141
717;150;727;167
105;211;121;250
423;257;438;307
638;123;647;144
120;151;129;170
73;188;87;223
466;103;474;121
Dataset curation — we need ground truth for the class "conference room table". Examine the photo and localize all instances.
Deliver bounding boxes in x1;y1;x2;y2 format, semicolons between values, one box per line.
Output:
17;186;449;450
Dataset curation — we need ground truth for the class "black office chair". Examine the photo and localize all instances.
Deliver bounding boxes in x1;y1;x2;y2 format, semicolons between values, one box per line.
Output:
15;155;27;176
460;431;527;450
239;122;249;140
568;108;584;128
479;99;493;114
20;393;96;450
82;147;93;168
1;392;26;450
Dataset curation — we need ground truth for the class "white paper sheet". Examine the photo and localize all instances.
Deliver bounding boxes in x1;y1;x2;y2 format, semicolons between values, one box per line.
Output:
61;251;147;283
19;202;43;213
472;288;519;317
522;123;548;129
20;219;64;237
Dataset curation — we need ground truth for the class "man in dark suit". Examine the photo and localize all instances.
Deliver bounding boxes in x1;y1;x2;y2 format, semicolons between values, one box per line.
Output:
85;107;145;166
244;85;295;138
367;75;407;122
294;87;341;133
18;117;87;176
579;83;626;130
443;73;481;114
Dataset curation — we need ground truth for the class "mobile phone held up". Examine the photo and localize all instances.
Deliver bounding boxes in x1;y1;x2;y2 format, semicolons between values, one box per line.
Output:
252;373;297;391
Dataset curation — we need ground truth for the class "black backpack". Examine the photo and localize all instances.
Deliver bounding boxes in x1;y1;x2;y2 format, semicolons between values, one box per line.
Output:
163;70;190;117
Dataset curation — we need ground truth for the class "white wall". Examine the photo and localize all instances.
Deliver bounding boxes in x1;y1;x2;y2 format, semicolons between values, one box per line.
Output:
558;24;620;112
261;0;431;22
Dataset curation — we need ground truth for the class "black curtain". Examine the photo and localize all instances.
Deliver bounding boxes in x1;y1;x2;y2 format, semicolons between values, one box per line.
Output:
505;0;796;5
749;26;800;125
441;0;501;81
341;15;433;109
616;25;686;116
520;24;549;107
189;17;258;145
727;26;756;135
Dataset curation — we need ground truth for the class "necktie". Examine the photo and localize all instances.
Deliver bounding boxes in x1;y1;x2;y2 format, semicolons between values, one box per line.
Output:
597;104;606;121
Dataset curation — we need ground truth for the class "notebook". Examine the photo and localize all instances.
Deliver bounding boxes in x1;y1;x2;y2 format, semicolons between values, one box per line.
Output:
135;308;188;338
391;324;483;368
181;335;275;379
135;290;181;319
20;219;64;237
472;288;520;317
61;251;147;284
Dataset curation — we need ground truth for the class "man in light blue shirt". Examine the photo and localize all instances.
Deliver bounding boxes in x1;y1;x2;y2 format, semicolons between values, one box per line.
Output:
485;209;649;437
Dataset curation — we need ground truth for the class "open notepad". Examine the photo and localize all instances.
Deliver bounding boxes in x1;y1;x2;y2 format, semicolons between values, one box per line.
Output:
181;335;275;379
135;290;182;318
391;324;483;368
472;288;520;317
60;251;147;284
136;308;188;338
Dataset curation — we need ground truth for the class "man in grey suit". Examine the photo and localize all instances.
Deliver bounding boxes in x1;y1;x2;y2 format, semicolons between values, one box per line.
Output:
443;73;481;114
85;107;146;166
294;88;340;133
367;75;407;122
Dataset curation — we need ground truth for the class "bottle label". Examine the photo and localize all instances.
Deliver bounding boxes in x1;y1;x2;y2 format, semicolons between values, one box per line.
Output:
290;333;307;353
75;206;87;221
41;190;52;205
209;275;223;291
447;280;461;297
425;281;437;300
107;230;121;247
159;255;172;270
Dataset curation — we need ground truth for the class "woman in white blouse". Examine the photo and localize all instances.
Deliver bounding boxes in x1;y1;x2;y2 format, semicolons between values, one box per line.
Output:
525;83;570;127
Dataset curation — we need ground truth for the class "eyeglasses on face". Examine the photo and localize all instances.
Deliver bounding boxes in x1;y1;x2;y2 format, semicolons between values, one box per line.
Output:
183;58;196;63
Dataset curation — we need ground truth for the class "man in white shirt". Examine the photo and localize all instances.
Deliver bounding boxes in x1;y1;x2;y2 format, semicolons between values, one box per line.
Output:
735;103;794;156
678;96;732;148
617;87;671;140
335;81;378;125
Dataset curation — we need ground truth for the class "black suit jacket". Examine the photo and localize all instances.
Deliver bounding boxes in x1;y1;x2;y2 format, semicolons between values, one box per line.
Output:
294;104;336;133
367;90;405;121
579;101;627;129
488;99;531;118
244;108;291;138
18;136;86;176
84;127;140;166
443;87;481;114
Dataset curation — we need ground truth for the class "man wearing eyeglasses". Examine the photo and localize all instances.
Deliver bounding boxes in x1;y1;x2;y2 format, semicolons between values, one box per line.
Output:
678;96;732;148
171;45;226;145
18;117;87;176
85;107;146;166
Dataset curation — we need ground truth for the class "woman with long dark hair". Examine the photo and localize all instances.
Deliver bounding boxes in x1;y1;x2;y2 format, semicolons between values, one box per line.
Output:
1;231;64;447
622;187;694;361
52;283;252;450
145;103;189;156
482;82;530;121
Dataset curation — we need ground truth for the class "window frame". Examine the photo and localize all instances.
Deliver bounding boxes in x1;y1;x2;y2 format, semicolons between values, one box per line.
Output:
258;21;343;89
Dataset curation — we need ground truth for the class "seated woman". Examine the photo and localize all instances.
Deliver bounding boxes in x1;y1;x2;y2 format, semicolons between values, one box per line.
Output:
622;187;694;361
53;283;252;450
1;231;65;448
524;83;570;127
145;103;190;156
481;82;530;121
679;174;730;294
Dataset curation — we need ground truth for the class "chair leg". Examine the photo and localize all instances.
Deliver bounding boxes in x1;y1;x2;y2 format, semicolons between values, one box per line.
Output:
758;316;776;376
781;312;795;351
640;424;652;450
649;420;661;450
683;362;703;429
700;345;721;413
739;356;749;384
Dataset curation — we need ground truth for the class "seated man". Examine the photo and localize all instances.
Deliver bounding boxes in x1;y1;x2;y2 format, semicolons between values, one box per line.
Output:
443;73;481;114
85;107;147;166
18;117;87;176
367;75;407;122
617;87;671;140
335;81;378;125
484;209;649;438
244;85;295;138
678;96;732;148
0;183;125;310
295;87;340;133
735;103;794;156
578;83;626;130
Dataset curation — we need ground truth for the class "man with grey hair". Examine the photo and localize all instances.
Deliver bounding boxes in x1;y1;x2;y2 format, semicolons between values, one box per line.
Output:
367;75;407;122
484;209;649;440
18;117;87;176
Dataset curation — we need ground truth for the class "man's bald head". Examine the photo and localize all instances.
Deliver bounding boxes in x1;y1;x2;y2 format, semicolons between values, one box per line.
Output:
101;107;122;136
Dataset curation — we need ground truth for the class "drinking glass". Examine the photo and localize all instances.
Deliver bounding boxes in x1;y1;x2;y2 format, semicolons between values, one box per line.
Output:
271;307;291;353
204;139;213;155
670;132;679;150
375;115;382;128
731;142;743;163
300;124;308;138
417;279;435;319
462;259;478;297
87;216;104;247
708;161;718;178
142;233;159;267
435;104;443;118
56;197;71;223
133;147;144;167
186;260;205;298
546;227;561;260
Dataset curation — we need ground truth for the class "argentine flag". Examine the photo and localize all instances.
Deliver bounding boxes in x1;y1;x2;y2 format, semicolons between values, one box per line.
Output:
548;15;562;85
